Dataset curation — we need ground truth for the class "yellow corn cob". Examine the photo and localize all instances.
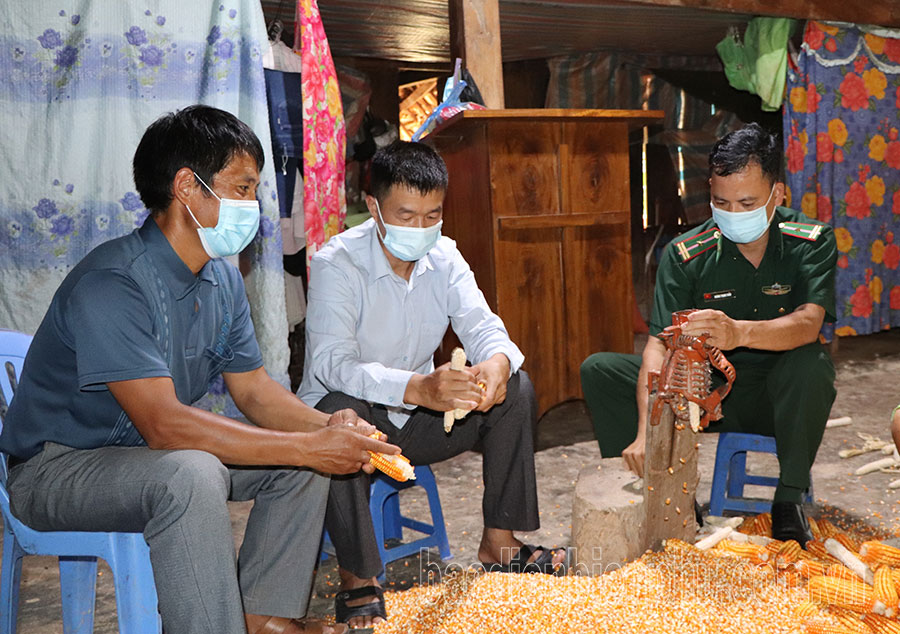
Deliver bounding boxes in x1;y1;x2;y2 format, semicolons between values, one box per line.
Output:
818;519;842;539
795;600;823;619
807;575;875;613
776;540;803;567
808;540;843;565
861;542;900;568
766;539;785;556
736;515;758;535
890;569;900;596
754;512;773;536
862;612;900;634
366;434;415;482
810;516;825;541
829;608;876;634
834;533;862;554
873;566;899;617
715;539;770;563
797;559;829;579
827;564;862;582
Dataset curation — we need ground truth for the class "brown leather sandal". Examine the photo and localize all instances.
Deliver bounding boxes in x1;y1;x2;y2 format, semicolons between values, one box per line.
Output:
255;616;349;634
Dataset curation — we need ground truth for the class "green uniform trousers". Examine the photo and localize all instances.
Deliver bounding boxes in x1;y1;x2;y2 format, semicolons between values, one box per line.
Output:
580;342;836;490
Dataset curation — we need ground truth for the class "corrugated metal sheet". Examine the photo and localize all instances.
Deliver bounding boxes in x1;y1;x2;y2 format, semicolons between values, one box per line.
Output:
260;0;751;62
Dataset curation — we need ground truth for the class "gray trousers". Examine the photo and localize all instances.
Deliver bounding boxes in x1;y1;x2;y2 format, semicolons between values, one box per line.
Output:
317;370;539;579
7;442;330;634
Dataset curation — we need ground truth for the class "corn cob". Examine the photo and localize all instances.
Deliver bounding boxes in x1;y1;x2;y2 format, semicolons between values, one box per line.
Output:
862;613;900;634
827;564;862;582
861;541;900;568
754;512;773;536
807;575;875;613
810;516;825;541
890;569;900;596
797;559;829;579
776;540;803;567
834;533;862;555
367;433;415;482
809;540;843;565
830;609;876;634
796;600;823;619
444;347;468;433
714;539;770;563
872;566;898;617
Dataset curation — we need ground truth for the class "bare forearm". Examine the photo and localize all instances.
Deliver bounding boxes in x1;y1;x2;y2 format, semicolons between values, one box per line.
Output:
143;403;315;466
235;377;329;432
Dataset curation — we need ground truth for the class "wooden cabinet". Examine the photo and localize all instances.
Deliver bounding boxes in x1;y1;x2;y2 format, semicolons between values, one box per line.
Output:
428;109;663;414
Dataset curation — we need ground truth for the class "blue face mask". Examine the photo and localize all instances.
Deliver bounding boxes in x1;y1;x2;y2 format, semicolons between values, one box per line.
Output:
186;172;260;259
374;199;442;262
710;184;776;244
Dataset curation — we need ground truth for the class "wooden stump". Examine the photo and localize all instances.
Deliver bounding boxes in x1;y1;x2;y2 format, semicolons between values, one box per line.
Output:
641;395;701;552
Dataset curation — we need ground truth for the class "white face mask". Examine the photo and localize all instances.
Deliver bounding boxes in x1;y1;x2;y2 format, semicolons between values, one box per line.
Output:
710;183;776;244
373;199;442;262
186;172;260;258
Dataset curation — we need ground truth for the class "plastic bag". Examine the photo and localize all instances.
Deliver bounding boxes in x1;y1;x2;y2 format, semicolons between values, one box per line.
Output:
411;59;486;141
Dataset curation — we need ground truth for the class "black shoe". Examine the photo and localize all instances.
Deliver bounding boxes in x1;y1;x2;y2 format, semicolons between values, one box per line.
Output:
694;500;704;528
771;501;813;547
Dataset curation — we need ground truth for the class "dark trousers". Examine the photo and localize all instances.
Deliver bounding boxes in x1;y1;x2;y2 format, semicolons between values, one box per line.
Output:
580;342;836;491
316;371;539;578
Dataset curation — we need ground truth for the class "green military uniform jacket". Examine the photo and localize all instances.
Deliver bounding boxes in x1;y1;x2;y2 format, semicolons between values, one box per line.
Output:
649;206;838;365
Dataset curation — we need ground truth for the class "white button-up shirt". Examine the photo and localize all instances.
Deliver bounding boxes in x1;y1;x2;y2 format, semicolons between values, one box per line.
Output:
298;218;524;428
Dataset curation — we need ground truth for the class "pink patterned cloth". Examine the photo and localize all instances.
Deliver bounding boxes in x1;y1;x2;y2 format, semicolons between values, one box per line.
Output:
294;0;346;261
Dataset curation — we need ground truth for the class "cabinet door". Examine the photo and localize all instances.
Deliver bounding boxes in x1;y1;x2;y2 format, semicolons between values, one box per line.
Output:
495;224;566;415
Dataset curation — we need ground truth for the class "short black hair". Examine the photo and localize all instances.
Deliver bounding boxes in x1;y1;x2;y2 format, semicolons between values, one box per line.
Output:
709;123;783;184
133;105;265;215
370;140;448;202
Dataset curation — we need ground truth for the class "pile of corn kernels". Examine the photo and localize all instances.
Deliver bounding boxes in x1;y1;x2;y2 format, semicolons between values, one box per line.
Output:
373;513;900;634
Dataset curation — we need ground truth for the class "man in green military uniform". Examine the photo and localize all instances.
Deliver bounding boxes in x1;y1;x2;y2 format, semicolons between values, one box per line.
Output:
581;123;837;545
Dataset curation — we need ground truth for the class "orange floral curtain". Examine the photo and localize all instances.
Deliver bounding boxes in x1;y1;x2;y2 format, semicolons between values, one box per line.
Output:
784;21;900;337
294;0;346;261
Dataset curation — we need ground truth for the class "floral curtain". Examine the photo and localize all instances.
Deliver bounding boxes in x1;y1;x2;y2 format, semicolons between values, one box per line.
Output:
0;1;289;412
784;21;900;338
294;0;346;262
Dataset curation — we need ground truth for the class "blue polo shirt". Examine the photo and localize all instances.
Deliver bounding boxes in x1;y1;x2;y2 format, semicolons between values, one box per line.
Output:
0;217;263;460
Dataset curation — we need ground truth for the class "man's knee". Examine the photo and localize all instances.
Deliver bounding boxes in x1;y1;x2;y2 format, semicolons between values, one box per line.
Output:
776;343;836;391
580;352;634;388
154;450;229;510
315;391;372;419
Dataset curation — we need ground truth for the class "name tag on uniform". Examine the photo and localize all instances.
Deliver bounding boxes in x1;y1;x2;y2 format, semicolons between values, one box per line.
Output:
762;283;792;296
703;289;735;302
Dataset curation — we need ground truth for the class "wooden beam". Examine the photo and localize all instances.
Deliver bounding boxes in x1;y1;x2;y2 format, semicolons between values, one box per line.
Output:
448;0;505;109
613;0;900;28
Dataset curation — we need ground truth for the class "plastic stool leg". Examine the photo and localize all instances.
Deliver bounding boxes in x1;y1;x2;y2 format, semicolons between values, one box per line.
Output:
727;451;748;499
0;532;24;634
416;467;451;561
382;491;403;542
59;556;97;634
109;536;161;634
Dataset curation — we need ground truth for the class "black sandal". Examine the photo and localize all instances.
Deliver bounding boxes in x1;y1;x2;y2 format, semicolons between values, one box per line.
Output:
334;586;387;626
480;544;567;575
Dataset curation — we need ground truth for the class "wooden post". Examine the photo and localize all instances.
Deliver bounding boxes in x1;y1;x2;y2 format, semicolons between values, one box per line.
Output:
448;0;505;109
641;396;700;552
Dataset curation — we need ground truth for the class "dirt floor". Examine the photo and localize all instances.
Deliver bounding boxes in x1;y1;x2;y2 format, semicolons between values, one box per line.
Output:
5;329;900;632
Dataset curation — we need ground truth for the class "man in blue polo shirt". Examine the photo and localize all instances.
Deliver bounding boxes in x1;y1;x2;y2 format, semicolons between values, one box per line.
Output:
0;105;397;634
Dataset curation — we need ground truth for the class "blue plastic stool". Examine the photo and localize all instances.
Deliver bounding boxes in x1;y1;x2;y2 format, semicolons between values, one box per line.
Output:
322;464;452;582
709;431;814;516
0;329;161;633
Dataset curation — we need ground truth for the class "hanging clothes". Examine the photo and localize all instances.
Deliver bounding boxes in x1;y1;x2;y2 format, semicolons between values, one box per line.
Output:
294;0;346;262
717;17;797;112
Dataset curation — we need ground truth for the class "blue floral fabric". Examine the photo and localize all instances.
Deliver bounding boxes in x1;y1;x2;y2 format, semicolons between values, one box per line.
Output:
0;2;288;413
783;21;900;339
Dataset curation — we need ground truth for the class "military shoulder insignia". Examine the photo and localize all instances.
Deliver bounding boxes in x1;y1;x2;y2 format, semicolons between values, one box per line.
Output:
779;221;823;241
674;228;720;262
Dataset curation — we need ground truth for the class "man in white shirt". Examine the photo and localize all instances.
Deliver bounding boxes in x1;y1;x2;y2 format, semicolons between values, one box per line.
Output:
299;140;564;628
